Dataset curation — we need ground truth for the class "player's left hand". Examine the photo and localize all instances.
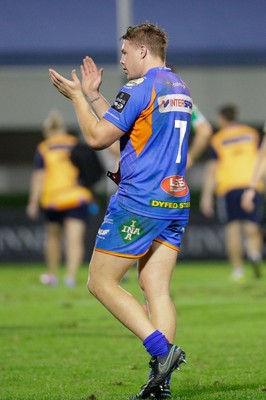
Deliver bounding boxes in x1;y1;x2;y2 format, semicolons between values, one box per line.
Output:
49;68;83;101
80;56;104;99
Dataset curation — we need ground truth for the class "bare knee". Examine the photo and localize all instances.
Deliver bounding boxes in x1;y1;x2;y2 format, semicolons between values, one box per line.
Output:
87;272;111;299
87;275;98;297
87;277;93;294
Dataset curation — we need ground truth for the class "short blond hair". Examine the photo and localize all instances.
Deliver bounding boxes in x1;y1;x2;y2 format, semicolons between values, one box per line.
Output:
122;22;168;61
42;109;65;131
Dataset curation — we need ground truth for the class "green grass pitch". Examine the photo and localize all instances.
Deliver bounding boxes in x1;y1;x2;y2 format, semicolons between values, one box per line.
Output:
0;261;265;400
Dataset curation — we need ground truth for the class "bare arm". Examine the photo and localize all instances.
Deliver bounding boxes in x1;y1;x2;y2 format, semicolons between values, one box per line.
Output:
80;57;121;159
108;141;120;159
247;135;266;188
200;160;217;217
49;67;124;150
26;169;45;219
187;121;213;169
241;135;266;211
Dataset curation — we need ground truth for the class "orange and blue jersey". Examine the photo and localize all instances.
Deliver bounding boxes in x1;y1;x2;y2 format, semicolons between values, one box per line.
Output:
103;67;193;220
210;124;264;196
34;134;92;210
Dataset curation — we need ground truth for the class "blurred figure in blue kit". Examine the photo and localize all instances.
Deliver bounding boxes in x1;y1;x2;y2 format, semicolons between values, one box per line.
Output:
49;22;192;399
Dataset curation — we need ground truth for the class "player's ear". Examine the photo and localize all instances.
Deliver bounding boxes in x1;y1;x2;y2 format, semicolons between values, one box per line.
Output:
140;45;148;59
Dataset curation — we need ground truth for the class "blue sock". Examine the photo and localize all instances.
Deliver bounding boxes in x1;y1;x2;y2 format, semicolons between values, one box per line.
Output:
143;330;169;358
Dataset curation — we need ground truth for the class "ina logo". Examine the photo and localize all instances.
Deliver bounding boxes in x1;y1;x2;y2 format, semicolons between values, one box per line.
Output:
119;218;144;243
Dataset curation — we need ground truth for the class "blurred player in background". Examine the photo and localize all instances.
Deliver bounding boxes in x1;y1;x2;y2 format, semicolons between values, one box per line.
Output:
200;104;264;281
26;110;102;287
49;22;192;399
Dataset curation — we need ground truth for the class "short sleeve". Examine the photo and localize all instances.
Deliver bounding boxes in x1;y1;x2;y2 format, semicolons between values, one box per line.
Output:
103;79;149;132
34;149;44;169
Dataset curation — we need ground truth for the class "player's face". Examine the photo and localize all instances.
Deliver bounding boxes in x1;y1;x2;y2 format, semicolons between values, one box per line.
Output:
120;40;142;80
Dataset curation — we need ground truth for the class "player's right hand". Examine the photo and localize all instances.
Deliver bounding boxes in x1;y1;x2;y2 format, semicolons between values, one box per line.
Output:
241;188;256;212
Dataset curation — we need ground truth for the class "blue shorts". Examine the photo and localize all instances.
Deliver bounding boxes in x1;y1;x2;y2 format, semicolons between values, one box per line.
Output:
44;204;89;224
216;189;264;224
94;195;188;258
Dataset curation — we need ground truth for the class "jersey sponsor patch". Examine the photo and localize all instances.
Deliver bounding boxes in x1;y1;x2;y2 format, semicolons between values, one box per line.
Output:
161;175;189;197
119;218;144;243
125;78;145;87
150;200;190;209
97;228;110;240
111;91;131;113
158;94;193;114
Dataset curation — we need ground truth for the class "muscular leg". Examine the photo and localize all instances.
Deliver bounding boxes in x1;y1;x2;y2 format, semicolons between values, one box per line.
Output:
45;222;62;276
88;250;158;340
88;246;185;399
243;221;262;278
224;221;244;273
64;218;86;281
138;241;178;343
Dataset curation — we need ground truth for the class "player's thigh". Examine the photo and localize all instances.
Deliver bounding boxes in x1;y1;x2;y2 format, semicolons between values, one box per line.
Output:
243;220;262;237
89;249;136;286
64;218;86;244
225;220;242;239
45;221;62;239
63;205;88;243
138;218;186;296
138;241;178;298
